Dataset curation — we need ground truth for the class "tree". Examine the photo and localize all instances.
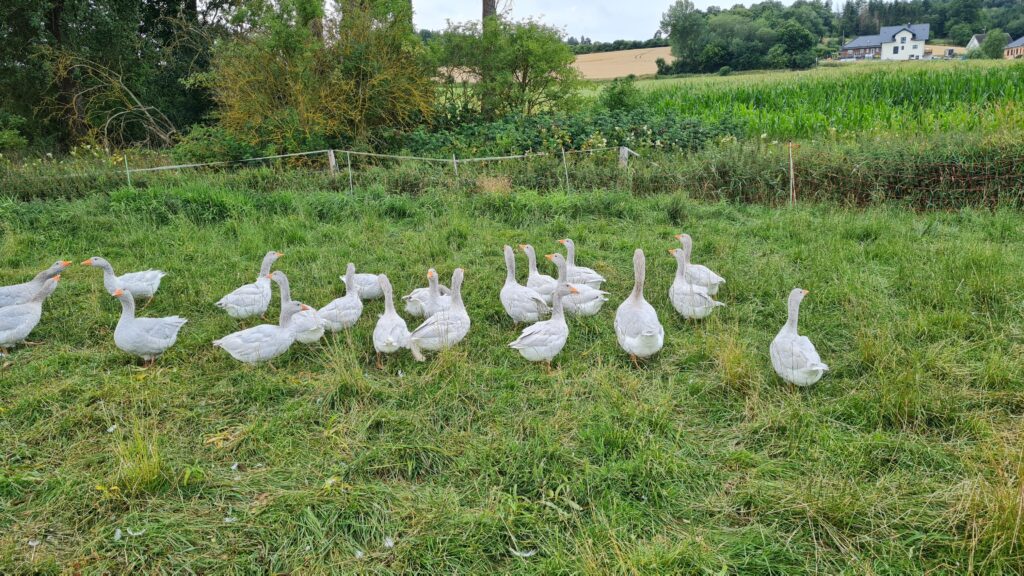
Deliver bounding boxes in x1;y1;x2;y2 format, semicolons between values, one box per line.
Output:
979;28;1011;58
947;22;974;45
660;0;708;70
483;0;497;20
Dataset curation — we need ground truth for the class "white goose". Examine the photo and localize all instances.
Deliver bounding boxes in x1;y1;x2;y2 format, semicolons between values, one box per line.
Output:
614;249;664;365
547;253;608;316
403;268;451;318
770;288;829;386
215;251;283;319
213;300;308;364
319;263;364;331
0;260;70;307
268;271;324;344
519;244;557;305
509;279;578;370
373;274;411;368
674;234;725;296
668;247;725;319
558;238;605;288
409;268;470;361
500;245;549;323
0;276;60;352
111;288;187;366
352;265;384;300
82;256;165;303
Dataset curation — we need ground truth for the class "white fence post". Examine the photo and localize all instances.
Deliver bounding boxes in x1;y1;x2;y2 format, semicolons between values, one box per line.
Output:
124;153;132;188
452;153;459;178
788;142;796;206
346;151;353;194
618;146;629;169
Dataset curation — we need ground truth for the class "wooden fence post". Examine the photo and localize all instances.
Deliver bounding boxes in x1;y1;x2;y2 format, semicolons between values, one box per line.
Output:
452;154;459;178
346;151;353;194
618;146;629;169
327;149;338;175
561;147;570;190
788;142;796;206
124;153;132;188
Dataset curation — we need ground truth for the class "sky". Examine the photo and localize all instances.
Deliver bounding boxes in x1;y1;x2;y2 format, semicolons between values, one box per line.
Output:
412;1;794;42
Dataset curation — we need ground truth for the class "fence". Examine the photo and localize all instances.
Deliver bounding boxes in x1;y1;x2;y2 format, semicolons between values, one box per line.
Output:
3;140;1023;208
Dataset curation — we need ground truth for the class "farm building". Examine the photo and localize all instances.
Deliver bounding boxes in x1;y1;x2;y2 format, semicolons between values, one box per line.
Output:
1007;37;1024;59
840;24;930;60
966;34;986;51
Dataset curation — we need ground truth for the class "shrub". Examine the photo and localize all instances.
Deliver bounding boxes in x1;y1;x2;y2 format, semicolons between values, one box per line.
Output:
599;76;643;111
717;66;732;76
172;126;259;164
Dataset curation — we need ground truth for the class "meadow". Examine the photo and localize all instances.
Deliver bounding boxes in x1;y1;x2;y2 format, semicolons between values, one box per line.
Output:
2;177;1023;573
637;60;1024;139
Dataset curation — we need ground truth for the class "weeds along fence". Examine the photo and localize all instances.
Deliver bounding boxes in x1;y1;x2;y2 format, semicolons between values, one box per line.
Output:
3;138;1024;208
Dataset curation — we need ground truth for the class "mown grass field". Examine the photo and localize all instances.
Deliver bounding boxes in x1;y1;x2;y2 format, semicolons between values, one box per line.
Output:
2;178;1024;573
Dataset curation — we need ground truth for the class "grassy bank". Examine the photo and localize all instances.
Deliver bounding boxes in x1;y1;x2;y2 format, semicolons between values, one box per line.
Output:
2;182;1023;573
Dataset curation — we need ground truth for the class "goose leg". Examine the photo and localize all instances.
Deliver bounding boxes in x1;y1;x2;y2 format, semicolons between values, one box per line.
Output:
23;340;42;346
141;297;154;311
630;354;640;369
376;352;384;370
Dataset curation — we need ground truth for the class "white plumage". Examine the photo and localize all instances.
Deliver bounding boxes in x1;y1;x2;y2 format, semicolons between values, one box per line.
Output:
111;288;186;365
409;268;470;361
520;244;557;305
558;238;606;289
770;288;829;386
500;245;549;323
319;263;364;331
674;234;725;296
373;274;411;367
216;251;283;319
0;260;69;308
213;301;307;364
667;248;725;319
0;277;59;351
268;271;324;344
614;249;664;362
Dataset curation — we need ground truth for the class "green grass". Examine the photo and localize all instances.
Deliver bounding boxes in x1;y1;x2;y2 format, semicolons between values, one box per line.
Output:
2;179;1024;573
632;60;1024;140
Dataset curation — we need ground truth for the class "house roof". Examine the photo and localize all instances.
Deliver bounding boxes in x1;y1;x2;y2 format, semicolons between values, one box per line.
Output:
969;34;986;44
842;23;930;49
1008;37;1024;49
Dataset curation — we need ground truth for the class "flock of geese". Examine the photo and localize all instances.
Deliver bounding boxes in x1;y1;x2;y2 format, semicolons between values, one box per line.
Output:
0;235;829;386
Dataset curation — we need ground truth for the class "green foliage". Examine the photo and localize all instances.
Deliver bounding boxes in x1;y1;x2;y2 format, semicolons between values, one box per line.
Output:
980;29;1012;58
717;66;733;76
948;23;975;46
206;0;433;153
0;113;28;151
432;18;582;120
172;126;260;164
598;76;643;111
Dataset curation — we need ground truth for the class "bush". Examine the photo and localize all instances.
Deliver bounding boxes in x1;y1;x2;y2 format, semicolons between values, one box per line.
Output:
599;76;643;111
172;126;260;164
717;66;732;76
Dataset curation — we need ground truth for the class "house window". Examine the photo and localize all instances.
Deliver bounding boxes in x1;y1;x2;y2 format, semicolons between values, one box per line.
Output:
913;44;918;49
893;46;899;54
901;37;907;44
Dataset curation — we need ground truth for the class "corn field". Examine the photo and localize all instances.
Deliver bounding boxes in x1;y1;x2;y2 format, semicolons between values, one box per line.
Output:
643;61;1024;139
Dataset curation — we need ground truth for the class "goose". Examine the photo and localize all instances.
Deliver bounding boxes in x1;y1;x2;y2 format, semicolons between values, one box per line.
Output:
215;251;283;319
668;248;725;319
770;288;829;386
614;249;664;365
352;265;384;300
81;257;165;303
500;245;549;323
373;274;411;368
403;268;451;318
111;288;187;366
319;263;364;331
268;271;324;344
213;300;309;364
0;276;60;352
509;281;578;370
519;244;557;305
557;238;605;288
674;234;725;296
409;268;470;361
547;253;608;316
0;260;70;308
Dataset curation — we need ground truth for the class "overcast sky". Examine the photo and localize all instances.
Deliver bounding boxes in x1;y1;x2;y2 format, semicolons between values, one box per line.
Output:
412;1;795;42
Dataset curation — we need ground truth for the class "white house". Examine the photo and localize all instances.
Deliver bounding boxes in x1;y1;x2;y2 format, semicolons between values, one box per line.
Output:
840;24;929;60
966;34;986;51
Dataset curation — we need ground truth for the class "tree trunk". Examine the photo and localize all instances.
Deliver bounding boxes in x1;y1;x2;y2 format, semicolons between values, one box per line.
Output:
45;0;86;143
483;0;497;21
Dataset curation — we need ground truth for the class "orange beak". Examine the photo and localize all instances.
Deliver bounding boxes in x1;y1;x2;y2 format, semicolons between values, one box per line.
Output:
427;270;435;278
81;258;94;266
60;260;72;266
53;274;61;282
518;244;528;250
667;248;676;255
545;254;555;261
674;234;683;241
300;304;311;311
568;285;580;294
112;288;124;297
557;239;568;245
802;290;810;296
265;273;274;279
275;252;284;257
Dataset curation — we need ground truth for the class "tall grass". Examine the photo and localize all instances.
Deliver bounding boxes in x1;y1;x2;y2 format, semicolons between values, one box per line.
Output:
643;61;1024;139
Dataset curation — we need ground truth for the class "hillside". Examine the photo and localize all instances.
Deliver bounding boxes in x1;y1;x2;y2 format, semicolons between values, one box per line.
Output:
573;46;673;79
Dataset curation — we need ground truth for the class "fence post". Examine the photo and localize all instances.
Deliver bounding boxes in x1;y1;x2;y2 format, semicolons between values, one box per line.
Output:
561;147;570;190
788;142;795;206
346;151;353;194
452;154;459;178
124;153;132;188
618;146;629;169
327;149;338;175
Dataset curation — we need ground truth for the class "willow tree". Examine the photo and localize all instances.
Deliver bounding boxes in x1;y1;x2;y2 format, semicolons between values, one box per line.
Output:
207;0;432;151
